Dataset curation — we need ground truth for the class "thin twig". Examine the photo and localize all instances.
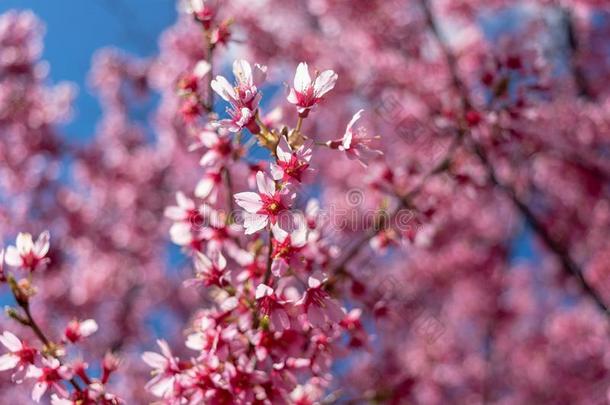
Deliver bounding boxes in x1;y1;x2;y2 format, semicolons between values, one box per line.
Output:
328;134;462;278
16;300;83;392
263;227;273;286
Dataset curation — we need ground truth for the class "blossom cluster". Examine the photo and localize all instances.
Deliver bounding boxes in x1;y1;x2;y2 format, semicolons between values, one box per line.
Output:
0;233;120;403
1;0;610;403
152;32;379;400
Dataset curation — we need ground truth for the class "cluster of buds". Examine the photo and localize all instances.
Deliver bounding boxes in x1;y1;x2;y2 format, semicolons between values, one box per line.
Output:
0;233;121;403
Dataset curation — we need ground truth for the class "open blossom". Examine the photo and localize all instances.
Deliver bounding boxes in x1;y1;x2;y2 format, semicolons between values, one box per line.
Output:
5;231;50;272
211;59;266;132
256;284;291;332
186;0;215;27
287;62;337;116
0;331;36;381
164;192;199;223
177;60;211;94
64;319;98;343
336;110;383;167
142;340;183;399
194;168;222;203
166;192;205;249
179;97;201;122
190;250;227;287
26;357;72;402
340;309;368;348
210;19;232;47
270;136;313;183
234;171;295;235
192;126;234;168
298;276;344;328
211;59;266;109
271;221;307;277
215;105;257;133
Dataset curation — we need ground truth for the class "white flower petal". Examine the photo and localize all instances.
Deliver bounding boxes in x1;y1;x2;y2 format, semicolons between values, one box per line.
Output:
233;59;253;87
293;62;311;92
270;223;288;243
243;213;268;235
78;320;98;337
34;231;50;258
276;136;292;163
31;381;48;402
142;352;168;369
169;223;193;246
193;60;211;79
0;331;22;351
210;76;236;102
4;246;23;267
308;276;322;289
287;88;299;105
255;171;275;197
234;192;263;213
313;69;338;98
195;176;215;199
16;233;33;255
0;353;19;371
255;284;273;299
164;206;186;221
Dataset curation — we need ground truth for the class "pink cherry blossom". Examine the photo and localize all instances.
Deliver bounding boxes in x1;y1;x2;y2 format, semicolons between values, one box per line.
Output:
255;284;291;332
0;332;36;380
177;60;211;94
270;136;313;183
64;319;98;343
234;171;294;235
335;109;383;167
298;276;345;328
287;62;338;116
1;2;610;403
26;358;72;403
270;221;307;276
190;250;227;287
194;168;222;202
186;0;215;28
193;125;234;168
164;192;199;223
211;59;266;132
142;340;182;399
4;231;50;272
214;105;257;133
211;59;265;110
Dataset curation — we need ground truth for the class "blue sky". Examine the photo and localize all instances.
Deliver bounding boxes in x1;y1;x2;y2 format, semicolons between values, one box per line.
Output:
0;0;176;141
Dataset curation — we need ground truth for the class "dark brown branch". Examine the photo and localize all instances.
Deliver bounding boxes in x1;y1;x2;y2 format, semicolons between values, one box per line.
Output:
561;7;595;101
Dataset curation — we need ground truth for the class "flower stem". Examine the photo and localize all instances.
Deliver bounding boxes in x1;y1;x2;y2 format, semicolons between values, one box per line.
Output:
15;300;84;392
263;227;273;286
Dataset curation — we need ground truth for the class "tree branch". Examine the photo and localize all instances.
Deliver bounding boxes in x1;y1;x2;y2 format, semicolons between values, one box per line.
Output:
419;0;609;315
